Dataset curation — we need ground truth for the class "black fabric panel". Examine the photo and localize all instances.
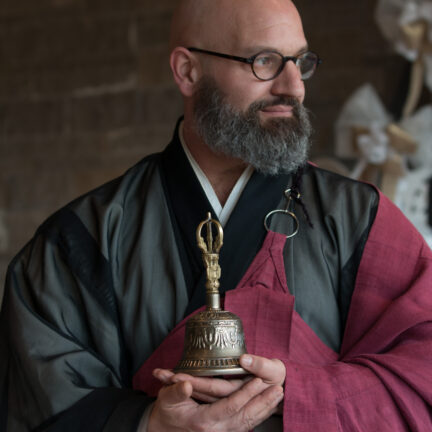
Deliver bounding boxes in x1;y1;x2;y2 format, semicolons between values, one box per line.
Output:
160;122;292;317
32;389;152;432
102;394;154;432
159;122;212;303
218;170;290;295
37;208;130;386
340;202;379;331
38;209;118;320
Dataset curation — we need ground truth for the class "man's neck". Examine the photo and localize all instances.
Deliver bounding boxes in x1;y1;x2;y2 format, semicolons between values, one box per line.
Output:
182;122;248;206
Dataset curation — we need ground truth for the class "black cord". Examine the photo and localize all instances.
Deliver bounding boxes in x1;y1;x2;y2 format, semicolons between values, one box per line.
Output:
290;166;314;229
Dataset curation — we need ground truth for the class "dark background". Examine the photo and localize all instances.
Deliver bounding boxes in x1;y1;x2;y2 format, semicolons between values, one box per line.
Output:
0;0;413;289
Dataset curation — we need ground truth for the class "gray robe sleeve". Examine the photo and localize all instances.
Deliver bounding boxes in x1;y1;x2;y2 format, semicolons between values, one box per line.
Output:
0;208;152;431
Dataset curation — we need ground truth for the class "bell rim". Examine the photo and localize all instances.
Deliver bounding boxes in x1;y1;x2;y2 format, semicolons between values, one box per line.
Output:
173;366;249;376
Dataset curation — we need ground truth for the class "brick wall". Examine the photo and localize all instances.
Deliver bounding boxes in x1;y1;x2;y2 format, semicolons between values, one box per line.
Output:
0;0;408;295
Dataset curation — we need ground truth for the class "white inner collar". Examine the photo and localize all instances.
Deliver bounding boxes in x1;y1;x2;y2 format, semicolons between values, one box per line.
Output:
179;122;254;227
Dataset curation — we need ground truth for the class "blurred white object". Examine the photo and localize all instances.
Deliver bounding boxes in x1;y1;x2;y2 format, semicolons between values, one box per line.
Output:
335;84;392;158
376;0;432;59
335;83;420;200
351;123;391;180
376;0;432;98
395;168;432;248
399;104;432;169
357;123;390;164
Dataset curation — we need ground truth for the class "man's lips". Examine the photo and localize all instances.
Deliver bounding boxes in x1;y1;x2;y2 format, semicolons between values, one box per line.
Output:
260;105;294;116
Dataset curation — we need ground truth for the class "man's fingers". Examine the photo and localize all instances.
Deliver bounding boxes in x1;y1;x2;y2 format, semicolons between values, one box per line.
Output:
209;378;268;420
239;384;284;427
171;373;249;398
240;354;286;385
190;375;253;402
208;378;283;429
191;390;219;403
159;381;194;406
153;368;175;384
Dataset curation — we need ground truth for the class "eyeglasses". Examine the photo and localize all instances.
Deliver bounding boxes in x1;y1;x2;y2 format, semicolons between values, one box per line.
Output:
188;47;321;81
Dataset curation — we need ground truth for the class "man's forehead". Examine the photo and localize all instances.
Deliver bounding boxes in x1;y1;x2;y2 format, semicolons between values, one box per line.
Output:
170;0;304;51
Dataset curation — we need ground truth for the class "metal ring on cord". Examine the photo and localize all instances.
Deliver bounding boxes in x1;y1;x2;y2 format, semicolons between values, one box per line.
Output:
264;209;299;239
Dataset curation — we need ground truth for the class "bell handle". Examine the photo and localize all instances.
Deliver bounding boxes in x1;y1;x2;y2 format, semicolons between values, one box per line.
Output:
196;212;223;254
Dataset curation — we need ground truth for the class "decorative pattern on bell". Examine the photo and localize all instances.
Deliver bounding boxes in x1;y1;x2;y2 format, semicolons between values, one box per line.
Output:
174;213;249;376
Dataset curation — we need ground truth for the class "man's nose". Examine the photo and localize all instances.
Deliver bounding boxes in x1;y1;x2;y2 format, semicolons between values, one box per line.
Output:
269;61;305;102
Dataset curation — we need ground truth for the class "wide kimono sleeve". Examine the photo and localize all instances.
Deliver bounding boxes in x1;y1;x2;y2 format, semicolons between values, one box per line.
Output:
0;207;153;431
281;192;432;431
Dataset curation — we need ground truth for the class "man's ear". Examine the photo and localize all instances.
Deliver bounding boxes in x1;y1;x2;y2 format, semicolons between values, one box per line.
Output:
170;47;200;97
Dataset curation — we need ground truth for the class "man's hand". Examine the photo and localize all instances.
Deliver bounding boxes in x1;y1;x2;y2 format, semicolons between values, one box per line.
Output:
148;355;286;431
153;354;286;402
147;377;283;432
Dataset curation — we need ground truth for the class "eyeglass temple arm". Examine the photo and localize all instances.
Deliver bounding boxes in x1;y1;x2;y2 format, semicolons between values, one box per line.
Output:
187;47;253;64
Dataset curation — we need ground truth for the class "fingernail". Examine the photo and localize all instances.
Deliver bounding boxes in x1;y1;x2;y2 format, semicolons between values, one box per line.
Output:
242;355;253;366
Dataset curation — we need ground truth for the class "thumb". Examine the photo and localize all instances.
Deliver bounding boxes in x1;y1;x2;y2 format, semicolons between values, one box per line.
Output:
239;354;285;385
160;381;193;406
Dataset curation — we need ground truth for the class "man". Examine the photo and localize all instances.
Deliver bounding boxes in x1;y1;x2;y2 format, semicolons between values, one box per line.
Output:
1;0;431;431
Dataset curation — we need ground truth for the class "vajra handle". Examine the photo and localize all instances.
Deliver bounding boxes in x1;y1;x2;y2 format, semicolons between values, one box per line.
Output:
196;213;223;310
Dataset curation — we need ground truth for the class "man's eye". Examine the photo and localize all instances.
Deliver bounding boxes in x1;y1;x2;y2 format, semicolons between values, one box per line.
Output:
255;56;274;66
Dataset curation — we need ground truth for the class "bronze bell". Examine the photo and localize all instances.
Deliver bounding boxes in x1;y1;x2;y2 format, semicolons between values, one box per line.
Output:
174;213;249;376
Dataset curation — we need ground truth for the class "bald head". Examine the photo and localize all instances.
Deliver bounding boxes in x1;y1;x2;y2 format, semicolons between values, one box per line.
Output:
169;0;304;52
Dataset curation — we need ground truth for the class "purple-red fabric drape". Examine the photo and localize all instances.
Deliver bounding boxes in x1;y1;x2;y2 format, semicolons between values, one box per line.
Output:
133;192;432;431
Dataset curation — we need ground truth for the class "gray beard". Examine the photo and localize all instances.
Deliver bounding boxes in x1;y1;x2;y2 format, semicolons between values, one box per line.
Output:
193;77;313;176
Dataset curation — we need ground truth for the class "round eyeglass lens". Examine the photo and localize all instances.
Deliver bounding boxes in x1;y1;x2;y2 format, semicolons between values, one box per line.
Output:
252;52;284;80
298;52;318;80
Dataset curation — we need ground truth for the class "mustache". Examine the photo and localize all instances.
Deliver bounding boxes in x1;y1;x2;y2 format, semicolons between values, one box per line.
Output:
248;96;301;113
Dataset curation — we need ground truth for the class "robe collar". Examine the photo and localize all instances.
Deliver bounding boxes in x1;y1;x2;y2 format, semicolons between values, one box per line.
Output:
159;119;292;316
